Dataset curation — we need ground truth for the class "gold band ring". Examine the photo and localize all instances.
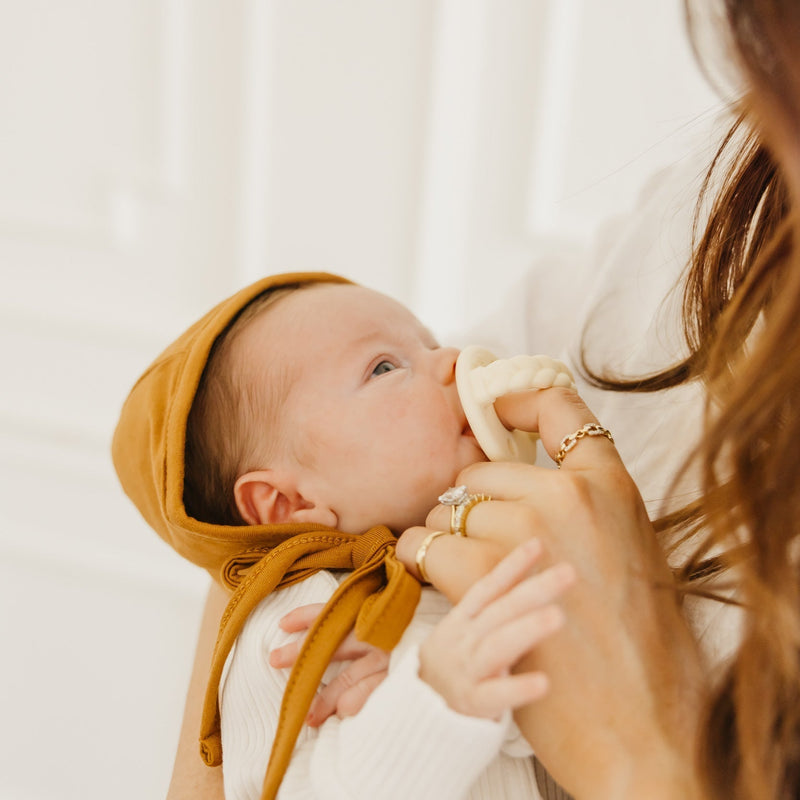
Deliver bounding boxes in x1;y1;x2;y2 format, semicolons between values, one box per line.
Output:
438;485;492;536
415;530;449;584
554;423;614;467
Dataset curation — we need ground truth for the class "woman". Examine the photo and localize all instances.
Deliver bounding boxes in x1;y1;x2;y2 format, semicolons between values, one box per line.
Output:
170;1;800;797
405;2;799;797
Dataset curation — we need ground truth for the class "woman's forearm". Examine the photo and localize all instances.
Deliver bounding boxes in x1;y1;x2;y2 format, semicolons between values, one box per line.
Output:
166;581;228;800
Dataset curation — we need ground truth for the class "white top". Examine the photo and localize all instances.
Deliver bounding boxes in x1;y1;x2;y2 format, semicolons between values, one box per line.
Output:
221;125;741;799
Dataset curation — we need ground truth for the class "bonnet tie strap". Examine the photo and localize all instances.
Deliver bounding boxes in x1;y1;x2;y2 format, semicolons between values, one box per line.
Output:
198;525;421;800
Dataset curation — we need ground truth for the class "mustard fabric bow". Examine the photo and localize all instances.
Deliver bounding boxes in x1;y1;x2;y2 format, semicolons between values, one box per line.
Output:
199;524;421;800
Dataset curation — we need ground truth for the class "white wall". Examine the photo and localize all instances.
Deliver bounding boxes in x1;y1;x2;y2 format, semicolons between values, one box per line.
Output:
0;2;719;798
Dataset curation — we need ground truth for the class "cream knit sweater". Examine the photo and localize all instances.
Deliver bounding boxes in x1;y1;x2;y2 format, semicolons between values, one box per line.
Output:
220;575;540;800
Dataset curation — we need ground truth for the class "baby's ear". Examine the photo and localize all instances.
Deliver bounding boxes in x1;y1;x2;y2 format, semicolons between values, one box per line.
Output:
234;470;337;527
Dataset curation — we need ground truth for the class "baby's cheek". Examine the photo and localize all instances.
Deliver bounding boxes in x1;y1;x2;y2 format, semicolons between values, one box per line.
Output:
415;400;455;444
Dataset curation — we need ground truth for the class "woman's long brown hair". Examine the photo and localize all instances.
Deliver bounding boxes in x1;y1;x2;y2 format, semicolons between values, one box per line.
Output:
585;2;800;796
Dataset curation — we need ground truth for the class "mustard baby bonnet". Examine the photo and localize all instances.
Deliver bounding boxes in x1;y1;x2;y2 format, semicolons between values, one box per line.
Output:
112;271;421;799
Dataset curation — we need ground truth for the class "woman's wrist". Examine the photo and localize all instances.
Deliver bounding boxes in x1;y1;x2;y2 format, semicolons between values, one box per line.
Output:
533;726;704;800
603;749;704;800
592;707;705;800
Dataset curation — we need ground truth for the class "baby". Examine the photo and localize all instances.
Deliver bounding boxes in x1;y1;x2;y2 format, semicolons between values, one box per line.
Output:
113;272;573;800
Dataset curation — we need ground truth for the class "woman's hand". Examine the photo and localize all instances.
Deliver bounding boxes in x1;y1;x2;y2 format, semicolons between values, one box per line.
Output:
269;604;391;727
399;387;706;799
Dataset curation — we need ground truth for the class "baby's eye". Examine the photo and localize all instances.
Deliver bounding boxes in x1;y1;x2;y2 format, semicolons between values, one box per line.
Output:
371;360;397;377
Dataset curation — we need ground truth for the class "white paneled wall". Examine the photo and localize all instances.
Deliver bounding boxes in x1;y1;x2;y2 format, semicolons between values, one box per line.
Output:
0;2;717;798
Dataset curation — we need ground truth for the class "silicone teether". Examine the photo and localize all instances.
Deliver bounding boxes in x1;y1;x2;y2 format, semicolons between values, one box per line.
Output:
455;345;576;463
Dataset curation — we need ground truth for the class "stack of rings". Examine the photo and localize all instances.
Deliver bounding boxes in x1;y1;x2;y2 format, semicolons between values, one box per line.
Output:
439;484;492;536
414;485;491;583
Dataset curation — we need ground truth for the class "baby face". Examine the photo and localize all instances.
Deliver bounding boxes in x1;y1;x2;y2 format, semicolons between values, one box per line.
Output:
239;283;487;533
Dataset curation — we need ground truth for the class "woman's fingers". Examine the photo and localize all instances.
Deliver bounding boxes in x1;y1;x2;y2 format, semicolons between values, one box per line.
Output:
396;525;507;602
494;386;619;470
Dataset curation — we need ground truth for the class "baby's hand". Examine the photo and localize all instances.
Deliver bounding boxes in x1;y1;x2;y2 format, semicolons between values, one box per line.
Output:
304;648;390;727
269;604;390;727
419;538;574;720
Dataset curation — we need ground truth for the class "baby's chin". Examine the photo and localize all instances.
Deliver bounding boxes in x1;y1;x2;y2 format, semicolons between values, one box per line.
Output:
385;478;470;533
354;460;489;534
348;506;429;536
362;496;442;536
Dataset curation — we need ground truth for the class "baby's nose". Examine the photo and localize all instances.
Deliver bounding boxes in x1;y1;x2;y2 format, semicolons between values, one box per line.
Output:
433;346;459;384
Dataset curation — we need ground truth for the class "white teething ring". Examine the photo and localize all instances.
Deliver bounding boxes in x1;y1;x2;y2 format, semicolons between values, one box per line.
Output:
455;345;576;463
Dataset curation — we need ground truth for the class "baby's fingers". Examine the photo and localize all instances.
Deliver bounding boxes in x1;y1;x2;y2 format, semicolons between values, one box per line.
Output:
458;538;546;618
474;561;576;638
271;630;381;669
307;671;387;727
278;603;325;633
306;649;390;727
469;672;551;720
475;605;566;679
269;639;301;669
271;603;325;668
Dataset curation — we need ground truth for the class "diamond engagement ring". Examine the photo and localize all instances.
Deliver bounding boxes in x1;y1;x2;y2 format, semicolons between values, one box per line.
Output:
438;485;491;536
